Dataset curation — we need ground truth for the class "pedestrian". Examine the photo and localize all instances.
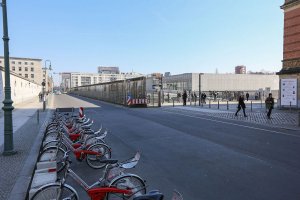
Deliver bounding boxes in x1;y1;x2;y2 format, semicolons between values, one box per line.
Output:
167;93;170;103
194;92;197;103
265;93;274;119
203;93;207;104
182;90;187;106
246;92;249;101
191;92;194;103
235;95;247;117
177;91;181;103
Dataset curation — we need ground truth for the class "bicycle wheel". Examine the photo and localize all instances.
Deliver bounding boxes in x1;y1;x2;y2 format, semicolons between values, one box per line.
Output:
106;174;146;200
85;135;105;146
38;146;66;173
86;143;111;169
31;183;78;200
43;140;68;152
44;131;59;142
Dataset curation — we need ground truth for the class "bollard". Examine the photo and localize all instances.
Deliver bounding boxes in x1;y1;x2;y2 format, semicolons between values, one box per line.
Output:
298;112;300;127
37;109;40;124
290;102;292;112
251;101;252;112
152;93;154;107
209;99;211;108
173;98;174;107
227;101;229;110
218;100;219;109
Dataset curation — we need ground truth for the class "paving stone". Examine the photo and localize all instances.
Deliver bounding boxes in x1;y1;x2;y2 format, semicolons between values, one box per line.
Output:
166;106;299;130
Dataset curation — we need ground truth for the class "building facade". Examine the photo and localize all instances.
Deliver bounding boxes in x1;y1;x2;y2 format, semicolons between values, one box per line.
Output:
0;56;43;84
61;71;143;91
98;66;120;74
0;66;42;107
278;0;300;108
163;73;279;100
0;56;53;92
235;65;246;74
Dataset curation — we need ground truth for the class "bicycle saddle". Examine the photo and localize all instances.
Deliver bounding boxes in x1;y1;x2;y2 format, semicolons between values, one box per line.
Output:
99;159;118;164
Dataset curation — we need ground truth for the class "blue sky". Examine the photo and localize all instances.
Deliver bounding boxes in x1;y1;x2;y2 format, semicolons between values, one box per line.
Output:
3;0;284;75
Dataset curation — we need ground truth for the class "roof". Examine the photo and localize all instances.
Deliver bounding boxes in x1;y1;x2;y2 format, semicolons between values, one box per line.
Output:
0;56;42;61
281;0;300;9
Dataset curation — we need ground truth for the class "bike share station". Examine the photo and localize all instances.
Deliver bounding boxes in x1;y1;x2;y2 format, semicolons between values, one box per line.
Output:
28;107;75;199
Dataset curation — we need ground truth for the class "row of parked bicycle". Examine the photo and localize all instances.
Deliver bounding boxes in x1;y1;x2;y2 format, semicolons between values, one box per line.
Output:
31;110;183;200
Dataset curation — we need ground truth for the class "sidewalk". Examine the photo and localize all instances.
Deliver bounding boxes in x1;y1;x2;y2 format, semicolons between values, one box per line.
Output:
0;95;54;200
163;102;300;130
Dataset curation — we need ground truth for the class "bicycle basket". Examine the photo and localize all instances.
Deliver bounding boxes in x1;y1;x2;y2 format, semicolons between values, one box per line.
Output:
121;152;141;169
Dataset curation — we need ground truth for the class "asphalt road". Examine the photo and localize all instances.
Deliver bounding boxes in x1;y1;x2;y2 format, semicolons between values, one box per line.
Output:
53;94;300;200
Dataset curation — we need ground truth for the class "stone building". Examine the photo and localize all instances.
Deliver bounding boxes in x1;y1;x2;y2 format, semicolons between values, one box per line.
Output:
278;0;300;108
0;56;53;92
163;73;279;100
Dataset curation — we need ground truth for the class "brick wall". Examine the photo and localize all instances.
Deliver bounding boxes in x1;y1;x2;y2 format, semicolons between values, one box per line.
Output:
283;6;300;60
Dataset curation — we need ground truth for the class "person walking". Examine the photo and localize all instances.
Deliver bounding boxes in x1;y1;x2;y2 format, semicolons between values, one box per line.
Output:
167;93;170;103
182;90;187;106
265;93;274;119
235;95;247;117
246;92;249;101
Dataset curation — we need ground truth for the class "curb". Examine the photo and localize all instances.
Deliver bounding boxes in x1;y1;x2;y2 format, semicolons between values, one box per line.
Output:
7;109;53;200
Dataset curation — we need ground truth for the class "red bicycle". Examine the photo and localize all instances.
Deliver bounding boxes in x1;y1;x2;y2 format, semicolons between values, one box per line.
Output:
39;132;111;172
31;152;146;200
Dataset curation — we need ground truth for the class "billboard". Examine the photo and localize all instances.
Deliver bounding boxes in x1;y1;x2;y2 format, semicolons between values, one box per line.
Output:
281;79;297;106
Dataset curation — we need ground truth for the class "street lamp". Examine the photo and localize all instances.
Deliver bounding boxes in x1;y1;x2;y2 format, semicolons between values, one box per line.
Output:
1;0;16;155
42;60;52;111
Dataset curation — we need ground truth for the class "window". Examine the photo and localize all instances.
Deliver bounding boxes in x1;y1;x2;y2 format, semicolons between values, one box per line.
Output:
0;60;2;63
18;62;21;65
25;67;28;71
31;62;34;65
19;73;22;76
12;66;15;71
25;62;28;65
19;67;22;71
31;74;34;78
12;61;15;64
25;74;28;78
31;67;34;72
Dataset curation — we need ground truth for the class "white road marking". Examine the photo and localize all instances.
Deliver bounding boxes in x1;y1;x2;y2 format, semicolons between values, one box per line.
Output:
162;110;300;138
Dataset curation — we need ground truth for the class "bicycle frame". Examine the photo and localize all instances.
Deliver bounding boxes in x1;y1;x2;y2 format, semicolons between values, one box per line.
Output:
65;165;133;200
61;133;104;160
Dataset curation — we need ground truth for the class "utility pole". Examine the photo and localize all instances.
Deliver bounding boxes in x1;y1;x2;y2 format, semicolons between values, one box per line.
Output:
1;0;16;155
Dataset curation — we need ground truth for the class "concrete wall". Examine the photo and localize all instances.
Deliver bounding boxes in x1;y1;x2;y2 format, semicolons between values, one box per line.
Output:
0;68;42;107
163;73;279;93
200;74;279;92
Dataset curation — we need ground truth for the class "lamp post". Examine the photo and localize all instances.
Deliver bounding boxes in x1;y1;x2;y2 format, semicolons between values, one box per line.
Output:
42;60;52;111
1;0;16;155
